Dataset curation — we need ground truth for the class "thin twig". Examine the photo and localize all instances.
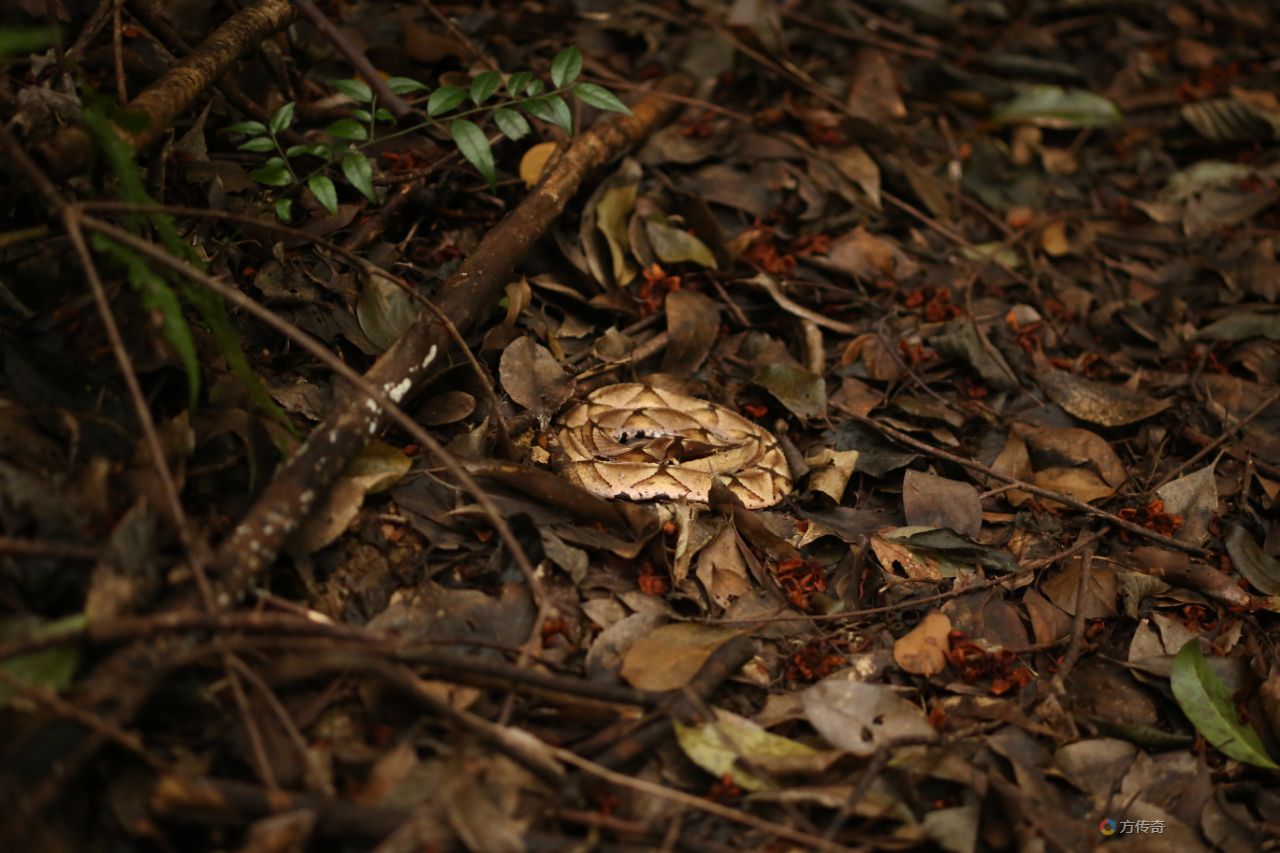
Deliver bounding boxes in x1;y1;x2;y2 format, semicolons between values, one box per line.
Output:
112;0;128;103
77;214;549;636
63;213;219;610
0;670;166;771
708;528;1107;625
848;411;1210;558
291;0;413;119
1053;541;1097;688
551;746;860;853
1152;385;1280;491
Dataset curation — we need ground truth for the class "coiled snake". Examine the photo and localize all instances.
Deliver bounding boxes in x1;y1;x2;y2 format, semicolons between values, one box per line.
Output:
553;383;792;509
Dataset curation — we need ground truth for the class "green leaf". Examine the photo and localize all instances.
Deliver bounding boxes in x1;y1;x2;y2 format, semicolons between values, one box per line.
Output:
994;85;1122;129
0;614;86;709
308;175;339;214
674;707;821;792
238;136;277;153
470;70;502;105
506;71;532;96
332;78;374;103
249;161;292;187
574;82;631;114
551;46;583;88
91;233;202;407
450;119;495;187
524;94;572;134
427;85;467;117
1171;640;1279;769
493;107;530;140
82;87;291;428
0;26;56;59
285;143;330;158
275;198;293;221
525;79;545;96
226;120;267;135
646;218;717;268
386;76;429;95
374;108;394;122
351;108;373;122
342;152;377;203
325;118;368;141
269;101;295;134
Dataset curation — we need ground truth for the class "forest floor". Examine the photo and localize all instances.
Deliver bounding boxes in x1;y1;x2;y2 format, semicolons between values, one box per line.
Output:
2;1;1279;851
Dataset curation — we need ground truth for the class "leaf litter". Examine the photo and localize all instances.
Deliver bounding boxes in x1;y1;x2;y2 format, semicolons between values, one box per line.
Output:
1;1;1280;851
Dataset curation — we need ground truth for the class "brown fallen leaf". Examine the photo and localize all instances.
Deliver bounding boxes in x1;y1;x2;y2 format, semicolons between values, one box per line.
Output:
902;469;982;538
893;611;951;676
618;623;743;691
498;336;575;427
1038;369;1172;427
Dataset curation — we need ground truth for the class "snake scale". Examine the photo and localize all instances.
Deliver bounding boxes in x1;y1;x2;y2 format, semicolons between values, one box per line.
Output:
553;383;792;509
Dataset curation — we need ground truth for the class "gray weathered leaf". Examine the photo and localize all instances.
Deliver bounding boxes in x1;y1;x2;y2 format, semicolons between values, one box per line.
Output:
498;337;575;426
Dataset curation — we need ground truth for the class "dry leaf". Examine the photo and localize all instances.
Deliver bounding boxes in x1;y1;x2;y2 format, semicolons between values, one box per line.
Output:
498;337;575;426
893;611;951;676
519;141;557;187
902;470;982;538
618;623;743;691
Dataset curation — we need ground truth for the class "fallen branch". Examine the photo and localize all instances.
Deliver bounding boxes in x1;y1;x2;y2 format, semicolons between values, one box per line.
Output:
40;0;297;173
215;75;693;598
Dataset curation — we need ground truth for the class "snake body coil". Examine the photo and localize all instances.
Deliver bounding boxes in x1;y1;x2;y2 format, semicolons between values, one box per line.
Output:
553;383;792;509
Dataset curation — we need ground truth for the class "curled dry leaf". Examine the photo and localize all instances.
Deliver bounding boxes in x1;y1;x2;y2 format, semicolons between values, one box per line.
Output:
1038;369;1172;427
802;680;937;756
645;217;718;268
1224;524;1280;595
1155;464;1217;546
893;611;951;676
736;273;859;334
696;522;752;608
804;448;859;502
581;158;641;288
287;439;412;554
357;268;418;351
519;141;557;187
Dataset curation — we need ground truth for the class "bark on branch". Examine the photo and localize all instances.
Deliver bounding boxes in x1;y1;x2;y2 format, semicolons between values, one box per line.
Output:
217;76;693;598
40;0;297;173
